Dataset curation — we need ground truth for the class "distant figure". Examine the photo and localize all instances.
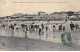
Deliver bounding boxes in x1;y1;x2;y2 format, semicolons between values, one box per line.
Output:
16;27;19;30
65;19;68;22
9;24;14;30
41;23;44;29
1;24;5;28
53;25;56;32
24;28;27;38
41;24;44;35
59;24;62;32
3;24;5;28
31;25;34;31
63;26;65;32
36;25;39;32
35;25;37;29
39;28;42;39
37;25;39;28
32;22;34;24
14;23;17;26
75;23;79;30
46;26;48;38
9;24;14;37
46;26;48;31
70;22;74;31
21;24;25;28
26;27;28;31
55;24;58;31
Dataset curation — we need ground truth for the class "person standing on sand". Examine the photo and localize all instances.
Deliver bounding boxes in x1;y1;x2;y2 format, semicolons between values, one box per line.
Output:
46;26;48;31
53;25;55;32
63;26;65;32
55;24;58;31
70;22;74;31
39;28;42;39
46;26;48;38
75;23;79;30
59;24;62;32
25;27;28;38
41;23;44;34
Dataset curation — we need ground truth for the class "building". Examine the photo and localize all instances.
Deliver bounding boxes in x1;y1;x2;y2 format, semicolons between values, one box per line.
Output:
50;12;68;19
38;11;46;16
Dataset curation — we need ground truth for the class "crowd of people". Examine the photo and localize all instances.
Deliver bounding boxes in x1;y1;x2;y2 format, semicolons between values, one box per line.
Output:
70;22;79;31
0;21;79;39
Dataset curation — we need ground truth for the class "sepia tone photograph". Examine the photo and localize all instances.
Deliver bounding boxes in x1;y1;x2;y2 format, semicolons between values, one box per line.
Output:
0;0;80;51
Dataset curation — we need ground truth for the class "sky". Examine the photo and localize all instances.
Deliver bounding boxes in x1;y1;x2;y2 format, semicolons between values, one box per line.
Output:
0;0;80;17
